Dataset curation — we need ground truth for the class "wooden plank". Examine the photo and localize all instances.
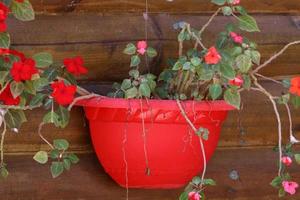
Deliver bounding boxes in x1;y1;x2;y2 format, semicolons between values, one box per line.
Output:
12;42;300;82
3;81;300;153
1;149;300;199
28;0;300;15
8;15;300;45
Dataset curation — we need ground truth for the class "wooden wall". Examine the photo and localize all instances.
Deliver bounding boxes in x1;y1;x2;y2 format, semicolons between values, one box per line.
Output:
4;0;300;154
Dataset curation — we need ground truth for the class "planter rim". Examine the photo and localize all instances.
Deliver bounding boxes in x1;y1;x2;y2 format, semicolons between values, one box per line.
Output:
76;97;235;111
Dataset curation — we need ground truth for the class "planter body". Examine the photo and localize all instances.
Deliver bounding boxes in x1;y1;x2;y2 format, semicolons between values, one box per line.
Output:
78;97;233;189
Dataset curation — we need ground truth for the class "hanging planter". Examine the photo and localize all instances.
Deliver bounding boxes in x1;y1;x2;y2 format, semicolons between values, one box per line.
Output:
78;97;234;188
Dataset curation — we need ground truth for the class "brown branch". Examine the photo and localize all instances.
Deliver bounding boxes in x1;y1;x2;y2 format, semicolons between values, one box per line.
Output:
38;122;54;149
253;40;300;73
68;93;101;111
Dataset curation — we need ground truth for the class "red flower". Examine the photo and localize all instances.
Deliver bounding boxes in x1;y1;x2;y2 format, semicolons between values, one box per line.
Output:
230;32;243;44
51;81;77;105
137;41;147;55
63;56;88;76
0;3;9;21
0;21;6;32
15;0;25;2
229;75;244;87
204;46;221;65
188;192;201;200
232;0;240;5
0;84;20;106
281;156;292;166
290;77;300;96
10;58;38;82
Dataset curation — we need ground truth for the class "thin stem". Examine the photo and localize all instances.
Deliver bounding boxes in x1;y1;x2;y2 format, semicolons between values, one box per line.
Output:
255;73;283;86
139;99;150;175
0;120;6;165
253;40;300;73
0;104;42;110
38;122;54;149
284;103;299;144
176;99;207;188
68;93;100;111
251;77;283;176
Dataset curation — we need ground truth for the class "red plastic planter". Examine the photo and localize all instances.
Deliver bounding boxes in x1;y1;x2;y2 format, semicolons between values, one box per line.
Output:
78;97;234;189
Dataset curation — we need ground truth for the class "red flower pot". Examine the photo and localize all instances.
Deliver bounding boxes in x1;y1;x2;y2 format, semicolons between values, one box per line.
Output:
78;97;234;189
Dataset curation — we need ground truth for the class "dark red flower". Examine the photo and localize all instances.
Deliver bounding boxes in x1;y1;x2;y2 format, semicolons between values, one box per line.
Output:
204;46;221;65
0;21;6;32
290;77;300;96
51;81;77;105
63;56;88;76
229;75;244;87
0;3;9;21
0;84;20;106
10;58;38;82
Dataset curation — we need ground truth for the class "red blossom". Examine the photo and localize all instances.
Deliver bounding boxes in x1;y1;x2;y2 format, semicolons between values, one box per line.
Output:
51;81;77;105
229;75;244;87
0;2;9;21
10;58;38;82
230;32;243;44
282;181;299;195
0;84;20;106
281;156;292;167
289;77;300;96
0;21;6;32
188;192;201;200
63;56;88;76
204;46;221;65
137;41;147;55
232;0;240;5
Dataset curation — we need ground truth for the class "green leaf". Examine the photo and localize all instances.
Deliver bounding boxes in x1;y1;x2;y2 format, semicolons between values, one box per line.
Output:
0;71;8;86
191;57;201;66
291;96;300;109
220;63;236;79
238;15;260;32
50;149;60;159
11;0;35;21
224;88;241;109
0;32;10;48
179;192;189;200
33;78;49;91
129;69;139;79
63;158;71;170
121;79;131;90
209;83;222;100
5;110;27;129
139;83;151;98
235;6;248;15
183;62;191;70
123;43;136;55
67;153;79;164
203;178;216;186
222;6;232;16
125;87;138;99
57;106;70;128
242;74;251;90
0;166;9;179
279;187;286;198
146;47;157;58
130;55;141;67
192;176;201;185
172;61;182;70
10;81;24;98
50;162;64;178
33;151;48;164
211;0;226;6
29;93;46;106
33;52;53;68
43;67;59;82
43;111;60;126
295;154;300;165
277;94;290;105
53;139;69;151
270;176;282;188
235;54;252;73
24;81;36;95
250;50;261;65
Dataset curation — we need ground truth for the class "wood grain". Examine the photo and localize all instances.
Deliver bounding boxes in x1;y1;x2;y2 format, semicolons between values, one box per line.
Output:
1;149;300;199
28;0;300;15
3;81;300;154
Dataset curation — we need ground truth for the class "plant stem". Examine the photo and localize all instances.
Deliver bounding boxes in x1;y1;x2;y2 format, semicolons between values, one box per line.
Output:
68;93;101;111
38;122;54;149
176;99;207;188
251;76;283;176
0;120;6;165
253;40;300;73
284;103;299;144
